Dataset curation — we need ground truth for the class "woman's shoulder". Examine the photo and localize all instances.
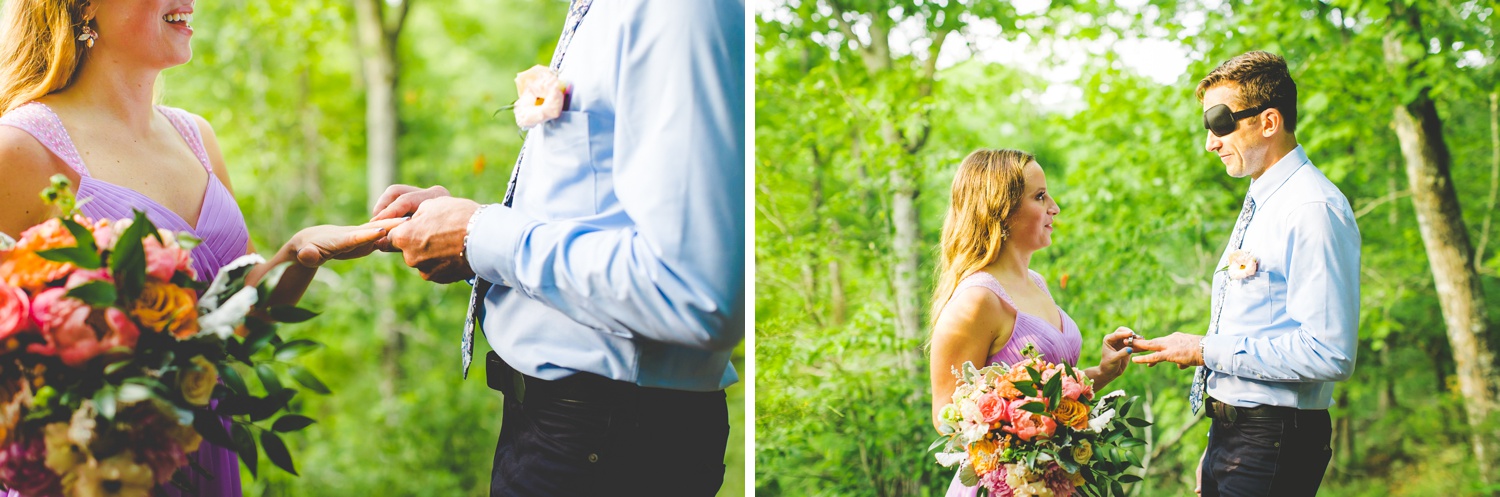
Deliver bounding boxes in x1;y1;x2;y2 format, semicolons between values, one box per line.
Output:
0;125;57;170
935;284;1012;332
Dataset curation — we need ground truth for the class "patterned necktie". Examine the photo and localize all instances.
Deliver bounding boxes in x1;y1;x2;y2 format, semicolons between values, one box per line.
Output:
1190;194;1256;415
461;0;594;379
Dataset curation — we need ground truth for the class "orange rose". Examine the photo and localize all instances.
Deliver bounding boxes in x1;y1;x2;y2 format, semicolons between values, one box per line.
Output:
994;365;1033;398
1052;398;1090;431
129;281;198;338
0;218;80;292
968;437;1002;476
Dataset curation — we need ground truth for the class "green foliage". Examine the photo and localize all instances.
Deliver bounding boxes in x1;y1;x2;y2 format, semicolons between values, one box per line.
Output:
758;0;1499;495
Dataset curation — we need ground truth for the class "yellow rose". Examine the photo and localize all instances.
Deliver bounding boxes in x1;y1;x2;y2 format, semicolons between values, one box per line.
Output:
1072;440;1093;465
1052;398;1090;431
129;281;199;339
178;356;218;407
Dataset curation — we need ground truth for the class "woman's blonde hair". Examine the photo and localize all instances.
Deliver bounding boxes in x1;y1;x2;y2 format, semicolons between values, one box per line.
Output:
928;148;1035;328
0;0;90;113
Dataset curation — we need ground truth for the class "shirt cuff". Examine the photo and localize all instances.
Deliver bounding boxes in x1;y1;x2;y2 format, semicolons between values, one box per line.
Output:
1201;334;1235;373
465;204;539;290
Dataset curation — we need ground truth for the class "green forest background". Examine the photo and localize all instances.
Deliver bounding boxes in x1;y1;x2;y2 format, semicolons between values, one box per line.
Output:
124;0;746;495
755;0;1500;496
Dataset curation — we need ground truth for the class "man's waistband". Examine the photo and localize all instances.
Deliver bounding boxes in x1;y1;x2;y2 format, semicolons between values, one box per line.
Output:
1206;397;1325;423
485;350;721;406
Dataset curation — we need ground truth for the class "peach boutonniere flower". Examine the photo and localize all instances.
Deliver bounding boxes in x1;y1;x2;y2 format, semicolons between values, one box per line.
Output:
1222;249;1259;280
513;65;569;129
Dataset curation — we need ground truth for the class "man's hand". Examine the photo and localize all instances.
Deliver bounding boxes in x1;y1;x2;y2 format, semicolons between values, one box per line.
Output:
1196;448;1206;495
386;196;481;284
372;184;451;221
1130;332;1206;369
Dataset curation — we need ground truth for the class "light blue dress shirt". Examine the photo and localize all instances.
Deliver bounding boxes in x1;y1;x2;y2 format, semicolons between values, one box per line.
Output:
465;0;745;392
1201;145;1361;410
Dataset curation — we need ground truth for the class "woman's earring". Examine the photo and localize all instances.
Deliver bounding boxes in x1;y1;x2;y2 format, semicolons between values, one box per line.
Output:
78;25;98;48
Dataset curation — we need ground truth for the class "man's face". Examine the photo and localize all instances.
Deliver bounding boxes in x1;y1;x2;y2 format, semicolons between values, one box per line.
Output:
1202;85;1270;179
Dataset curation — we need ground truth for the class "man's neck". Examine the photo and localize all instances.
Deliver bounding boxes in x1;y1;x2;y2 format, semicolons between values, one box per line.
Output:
1250;135;1299;181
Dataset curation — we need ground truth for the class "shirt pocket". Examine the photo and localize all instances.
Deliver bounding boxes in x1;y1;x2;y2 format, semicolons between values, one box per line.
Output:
521;110;599;219
1223;272;1273;325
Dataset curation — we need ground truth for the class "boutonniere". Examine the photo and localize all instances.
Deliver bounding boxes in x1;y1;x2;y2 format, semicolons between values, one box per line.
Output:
513;65;570;129
1218;249;1259;280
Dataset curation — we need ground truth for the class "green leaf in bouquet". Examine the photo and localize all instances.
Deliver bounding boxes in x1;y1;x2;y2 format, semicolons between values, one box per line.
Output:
220;362;249;395
175;232;202;251
1019;401;1046;414
1117;474;1142;484
103;357;136;377
271;414;316;433
1125;417;1151;427
260;431;298;476
1057;453;1080;473
255;364;284;396
217;393;256;417
66;281;118;307
109;211;156;303
36;246;101;270
927;435;949;452
241;319;277;358
958;464;978;487
1117;437;1145;448
231;423;258;479
289;365;331;395
271;340;323;362
96;386;118;421
1043;372;1062;406
1014;380;1037;397
267;305;319;324
1028;367;1044;385
250;388;298;422
60;217;98;252
193;409;233;448
117;383;153;404
1112;480;1124;497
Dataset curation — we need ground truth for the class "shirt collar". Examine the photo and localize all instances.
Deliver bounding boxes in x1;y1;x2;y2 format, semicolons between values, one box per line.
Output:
1248;144;1308;206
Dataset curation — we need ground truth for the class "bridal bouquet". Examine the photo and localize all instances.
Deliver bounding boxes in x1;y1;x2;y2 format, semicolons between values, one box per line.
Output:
933;345;1148;497
0;176;325;496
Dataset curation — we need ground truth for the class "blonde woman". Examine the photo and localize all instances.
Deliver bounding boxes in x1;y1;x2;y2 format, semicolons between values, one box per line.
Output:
927;149;1136;496
0;1;398;495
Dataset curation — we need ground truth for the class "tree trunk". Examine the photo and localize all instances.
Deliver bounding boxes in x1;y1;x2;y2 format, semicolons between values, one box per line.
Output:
888;138;921;374
354;0;410;423
1390;85;1500;483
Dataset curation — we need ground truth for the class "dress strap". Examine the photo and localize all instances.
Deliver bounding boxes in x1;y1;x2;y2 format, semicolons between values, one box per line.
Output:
1027;269;1052;298
0;102;92;177
954;271;1017;309
156;106;214;173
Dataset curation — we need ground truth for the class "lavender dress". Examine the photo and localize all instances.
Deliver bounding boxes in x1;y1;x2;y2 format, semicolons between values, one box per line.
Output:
944;270;1083;497
1;102;248;496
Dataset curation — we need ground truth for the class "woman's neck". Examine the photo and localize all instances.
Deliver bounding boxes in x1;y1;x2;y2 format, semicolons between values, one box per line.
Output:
49;55;161;130
984;245;1033;282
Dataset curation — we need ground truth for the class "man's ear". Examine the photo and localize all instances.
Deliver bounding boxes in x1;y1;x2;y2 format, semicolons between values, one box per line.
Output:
1260;108;1284;137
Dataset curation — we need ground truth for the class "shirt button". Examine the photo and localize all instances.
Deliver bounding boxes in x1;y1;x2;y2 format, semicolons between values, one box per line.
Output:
588;453;599;463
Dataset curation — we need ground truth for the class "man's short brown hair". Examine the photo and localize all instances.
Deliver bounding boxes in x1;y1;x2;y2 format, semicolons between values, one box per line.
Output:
1196;51;1299;132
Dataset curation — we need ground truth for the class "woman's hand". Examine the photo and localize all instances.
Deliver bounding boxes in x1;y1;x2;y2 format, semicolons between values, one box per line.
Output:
288;218;407;268
1095;327;1138;384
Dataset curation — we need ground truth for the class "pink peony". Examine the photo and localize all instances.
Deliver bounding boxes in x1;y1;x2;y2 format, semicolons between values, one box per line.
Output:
143;231;194;281
28;289;139;367
977;391;1008;425
1004;398;1057;441
64;267;113;290
0;435;64;497
0;281;32;341
90;218;120;252
1062;373;1092;401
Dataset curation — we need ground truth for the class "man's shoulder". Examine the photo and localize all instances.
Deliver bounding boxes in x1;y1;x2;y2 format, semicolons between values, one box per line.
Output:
1279;159;1354;215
